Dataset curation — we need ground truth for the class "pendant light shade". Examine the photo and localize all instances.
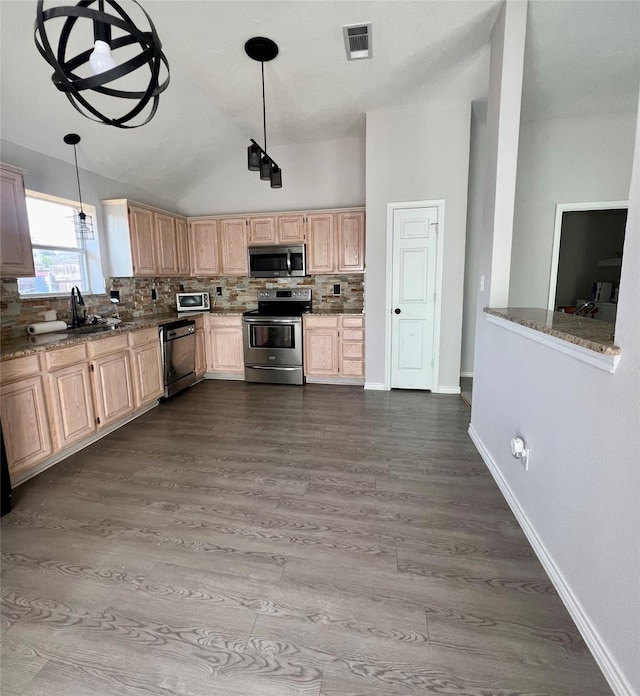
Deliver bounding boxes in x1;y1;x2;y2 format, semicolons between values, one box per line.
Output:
64;133;94;240
248;143;261;171
34;0;170;129
245;37;282;188
270;164;282;189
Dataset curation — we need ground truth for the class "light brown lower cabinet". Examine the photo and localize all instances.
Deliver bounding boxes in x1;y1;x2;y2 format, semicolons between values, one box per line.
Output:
206;315;244;374
90;351;135;428
195;329;206;378
46;362;96;450
129;328;164;407
304;314;364;383
0;374;53;477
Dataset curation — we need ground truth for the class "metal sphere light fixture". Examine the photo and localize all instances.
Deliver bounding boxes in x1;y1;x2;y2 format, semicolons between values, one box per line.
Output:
34;0;170;129
245;36;282;189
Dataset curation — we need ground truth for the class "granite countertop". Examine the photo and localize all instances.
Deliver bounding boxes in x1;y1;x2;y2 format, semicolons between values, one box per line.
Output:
0;310;238;360
485;307;620;355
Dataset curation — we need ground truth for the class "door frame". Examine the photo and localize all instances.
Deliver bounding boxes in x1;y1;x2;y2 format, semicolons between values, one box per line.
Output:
547;200;628;311
385;199;445;392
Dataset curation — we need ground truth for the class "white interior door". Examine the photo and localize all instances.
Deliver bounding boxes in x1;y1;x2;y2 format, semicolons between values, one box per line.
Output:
390;206;438;389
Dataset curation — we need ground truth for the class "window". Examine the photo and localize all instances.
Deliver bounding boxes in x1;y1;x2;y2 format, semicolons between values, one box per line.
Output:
17;192;103;297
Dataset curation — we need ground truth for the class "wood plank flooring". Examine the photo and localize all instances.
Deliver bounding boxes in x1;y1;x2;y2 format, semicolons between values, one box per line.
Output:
1;381;613;695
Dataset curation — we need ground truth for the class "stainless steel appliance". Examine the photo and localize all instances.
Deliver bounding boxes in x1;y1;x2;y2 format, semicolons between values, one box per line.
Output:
176;291;210;313
243;288;312;385
160;318;196;397
248;245;306;278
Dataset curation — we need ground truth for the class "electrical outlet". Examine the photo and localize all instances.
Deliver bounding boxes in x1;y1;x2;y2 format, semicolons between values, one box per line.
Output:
216;287;222;296
333;283;341;295
179;284;185;291
151;288;157;300
109;290;120;301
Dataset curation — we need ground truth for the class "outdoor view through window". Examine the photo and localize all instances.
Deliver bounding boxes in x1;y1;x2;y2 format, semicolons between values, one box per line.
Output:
17;194;90;296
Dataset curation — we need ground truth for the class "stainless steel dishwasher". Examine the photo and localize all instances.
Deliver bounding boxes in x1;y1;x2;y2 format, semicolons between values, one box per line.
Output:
160;318;196;398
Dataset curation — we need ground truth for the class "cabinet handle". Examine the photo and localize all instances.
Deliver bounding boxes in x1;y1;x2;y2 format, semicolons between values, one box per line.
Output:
90;364;95;372
96;417;101;425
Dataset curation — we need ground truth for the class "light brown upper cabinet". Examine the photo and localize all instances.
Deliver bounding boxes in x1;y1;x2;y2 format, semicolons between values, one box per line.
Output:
189;219;220;276
102;199;187;277
247;213;306;245
277;214;306;244
248;215;276;245
154;211;179;276
307;209;365;274
0;165;35;278
219;218;248;275
336;211;365;272
306;213;335;274
176;218;190;276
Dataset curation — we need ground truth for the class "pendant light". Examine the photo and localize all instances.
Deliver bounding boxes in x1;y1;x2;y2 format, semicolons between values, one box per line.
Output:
64;133;94;240
245;37;282;189
34;0;169;129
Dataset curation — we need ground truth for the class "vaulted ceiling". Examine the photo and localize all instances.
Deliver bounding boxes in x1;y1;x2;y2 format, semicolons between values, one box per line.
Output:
0;0;638;206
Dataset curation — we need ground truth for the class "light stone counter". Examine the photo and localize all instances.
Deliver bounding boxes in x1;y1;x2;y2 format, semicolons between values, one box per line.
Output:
484;307;620;356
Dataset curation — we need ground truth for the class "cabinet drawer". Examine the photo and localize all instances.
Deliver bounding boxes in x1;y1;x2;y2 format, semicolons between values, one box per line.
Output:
341;315;364;328
1;354;40;385
207;315;242;328
87;333;130;358
342;342;364;360
304;315;339;328
194;315;205;331
129;327;160;348
342;329;364;342
42;343;88;371
341;359;364;378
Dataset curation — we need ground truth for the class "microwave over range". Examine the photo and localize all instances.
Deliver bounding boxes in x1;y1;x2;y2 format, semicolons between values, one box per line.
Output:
248;244;306;278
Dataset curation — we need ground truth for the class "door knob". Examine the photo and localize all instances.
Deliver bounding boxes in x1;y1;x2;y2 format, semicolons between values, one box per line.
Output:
394;308;401;314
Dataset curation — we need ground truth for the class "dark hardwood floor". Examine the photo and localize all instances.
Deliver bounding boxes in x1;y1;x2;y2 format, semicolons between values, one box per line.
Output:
1;381;612;695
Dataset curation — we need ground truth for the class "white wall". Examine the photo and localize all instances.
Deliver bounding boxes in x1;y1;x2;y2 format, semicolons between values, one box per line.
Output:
177;138;365;217
364;101;471;390
460;101;488;376
471;0;640;690
509;112;637;307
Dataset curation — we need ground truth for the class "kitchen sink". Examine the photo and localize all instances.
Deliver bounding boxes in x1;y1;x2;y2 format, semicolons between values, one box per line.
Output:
67;323;125;334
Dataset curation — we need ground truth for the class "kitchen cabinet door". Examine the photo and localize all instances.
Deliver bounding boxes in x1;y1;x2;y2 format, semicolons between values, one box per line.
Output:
277;214;305;244
91;351;135;428
304;318;339;376
189;220;220;276
206;317;244;373
130;341;163;408
248;216;276;245
155;212;179;276
0;166;35;278
219;218;249;275
336;211;365;272
176;218;190;275
195;329;206;378
46;362;96;450
129;204;156;276
0;376;53;477
306;213;335;274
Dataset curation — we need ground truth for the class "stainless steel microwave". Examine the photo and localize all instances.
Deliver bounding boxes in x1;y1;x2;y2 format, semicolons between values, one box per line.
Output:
248;245;306;278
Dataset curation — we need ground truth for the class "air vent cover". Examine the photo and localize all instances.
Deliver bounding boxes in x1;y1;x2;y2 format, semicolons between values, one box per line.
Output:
343;23;372;60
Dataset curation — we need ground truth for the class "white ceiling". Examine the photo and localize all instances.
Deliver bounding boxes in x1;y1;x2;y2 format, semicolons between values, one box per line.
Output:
1;0;638;205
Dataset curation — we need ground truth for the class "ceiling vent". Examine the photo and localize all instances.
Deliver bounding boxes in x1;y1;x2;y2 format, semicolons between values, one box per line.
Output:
343;23;372;61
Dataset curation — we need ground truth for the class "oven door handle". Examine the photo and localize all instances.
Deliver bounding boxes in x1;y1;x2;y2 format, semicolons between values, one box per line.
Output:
243;317;301;324
286;250;292;276
249;365;300;371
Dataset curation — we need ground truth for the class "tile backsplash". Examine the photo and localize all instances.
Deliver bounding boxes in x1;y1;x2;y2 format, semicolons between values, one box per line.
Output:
1;274;364;340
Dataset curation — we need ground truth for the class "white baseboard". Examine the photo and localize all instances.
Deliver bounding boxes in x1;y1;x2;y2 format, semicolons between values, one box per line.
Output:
364;382;387;391
433;386;461;394
460;371;474;378
468;425;633;696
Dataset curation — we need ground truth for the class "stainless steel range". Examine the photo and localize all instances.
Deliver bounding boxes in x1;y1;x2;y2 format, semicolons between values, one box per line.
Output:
242;288;312;385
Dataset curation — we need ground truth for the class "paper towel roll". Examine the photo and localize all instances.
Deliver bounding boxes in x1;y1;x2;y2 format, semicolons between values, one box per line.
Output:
27;321;68;335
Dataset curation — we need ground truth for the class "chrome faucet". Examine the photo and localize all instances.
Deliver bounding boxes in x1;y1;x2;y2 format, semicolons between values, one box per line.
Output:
70;286;86;328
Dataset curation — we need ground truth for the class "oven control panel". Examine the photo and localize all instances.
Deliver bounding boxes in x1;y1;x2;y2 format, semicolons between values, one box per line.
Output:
258;288;312;301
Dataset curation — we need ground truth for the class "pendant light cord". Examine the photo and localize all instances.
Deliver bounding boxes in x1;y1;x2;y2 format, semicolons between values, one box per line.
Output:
261;61;267;154
72;143;84;213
